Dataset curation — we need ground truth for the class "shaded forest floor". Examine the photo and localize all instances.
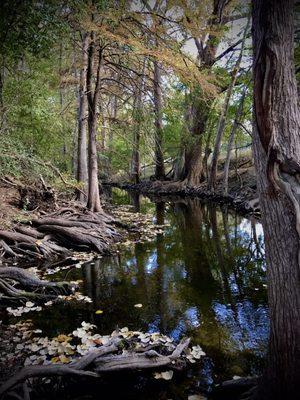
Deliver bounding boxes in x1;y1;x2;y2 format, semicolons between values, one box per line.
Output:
0;185;24;229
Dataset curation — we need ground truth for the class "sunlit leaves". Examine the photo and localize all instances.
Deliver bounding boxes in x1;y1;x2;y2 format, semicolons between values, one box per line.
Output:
6;303;42;317
1;320;204;371
154;370;174;380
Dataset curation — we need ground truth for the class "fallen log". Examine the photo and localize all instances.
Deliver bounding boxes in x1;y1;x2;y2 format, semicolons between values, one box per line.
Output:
0;341;121;396
94;339;190;372
0;327;194;400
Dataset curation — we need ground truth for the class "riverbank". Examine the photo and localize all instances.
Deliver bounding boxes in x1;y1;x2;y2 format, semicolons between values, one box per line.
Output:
0;193;266;400
105;164;260;217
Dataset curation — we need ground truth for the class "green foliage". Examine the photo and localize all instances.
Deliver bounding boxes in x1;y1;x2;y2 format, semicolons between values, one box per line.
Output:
2;51;75;170
162;83;186;158
0;0;67;61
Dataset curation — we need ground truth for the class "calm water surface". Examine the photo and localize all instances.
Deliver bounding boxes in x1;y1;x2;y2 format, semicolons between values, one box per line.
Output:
13;189;269;399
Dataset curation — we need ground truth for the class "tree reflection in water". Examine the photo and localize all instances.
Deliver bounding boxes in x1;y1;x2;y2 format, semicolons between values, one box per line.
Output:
82;196;268;383
29;193;268;391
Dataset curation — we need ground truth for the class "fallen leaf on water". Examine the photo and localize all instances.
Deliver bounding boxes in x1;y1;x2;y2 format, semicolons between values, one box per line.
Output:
233;375;242;380
59;355;70;364
154;370;173;380
134;304;143;308
56;334;71;343
95;310;103;314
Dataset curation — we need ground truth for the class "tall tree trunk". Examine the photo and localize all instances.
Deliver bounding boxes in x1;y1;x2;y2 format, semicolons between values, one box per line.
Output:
108;95;117;175
131;60;146;184
72;32;78;178
222;87;247;196
252;0;300;398
100;106;106;152
131;95;141;184
59;42;68;169
142;0;165;180
179;0;228;186
0;62;6;134
86;32;102;212
153;59;165;180
77;33;89;202
208;18;249;191
182;98;211;186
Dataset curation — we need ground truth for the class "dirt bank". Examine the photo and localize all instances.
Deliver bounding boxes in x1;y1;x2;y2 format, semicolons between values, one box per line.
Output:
107;165;260;216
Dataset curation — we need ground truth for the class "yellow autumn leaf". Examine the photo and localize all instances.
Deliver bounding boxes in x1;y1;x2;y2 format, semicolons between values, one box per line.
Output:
56;334;71;343
51;356;59;363
95;310;103;314
59;355;70;364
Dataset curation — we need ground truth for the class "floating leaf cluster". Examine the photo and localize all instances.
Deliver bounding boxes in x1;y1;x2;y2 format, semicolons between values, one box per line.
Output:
112;206;169;246
57;293;93;303
6;302;42;317
0;321;205;373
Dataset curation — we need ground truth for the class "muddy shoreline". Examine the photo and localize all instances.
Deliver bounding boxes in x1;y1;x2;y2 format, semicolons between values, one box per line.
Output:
104;178;260;217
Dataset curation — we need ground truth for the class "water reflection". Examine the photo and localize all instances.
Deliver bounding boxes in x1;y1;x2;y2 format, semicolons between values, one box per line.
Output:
27;193;268;391
91;197;266;379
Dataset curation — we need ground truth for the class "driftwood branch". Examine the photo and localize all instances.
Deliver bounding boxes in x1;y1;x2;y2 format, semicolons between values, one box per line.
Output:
0;336;192;398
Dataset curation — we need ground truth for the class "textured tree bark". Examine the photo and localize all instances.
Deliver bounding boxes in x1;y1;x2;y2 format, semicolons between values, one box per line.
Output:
131;58;146;184
131;107;141;185
208;18;249;191
153;59;165;180
108;95;117;173
77;33;89;202
222;87;247;195
180;0;228;186
252;0;300;398
86;31;102;212
182;98;211;186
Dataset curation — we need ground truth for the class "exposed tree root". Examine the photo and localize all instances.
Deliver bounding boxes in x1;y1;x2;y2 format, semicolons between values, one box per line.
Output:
0;206;122;264
0;337;191;399
0;266;73;300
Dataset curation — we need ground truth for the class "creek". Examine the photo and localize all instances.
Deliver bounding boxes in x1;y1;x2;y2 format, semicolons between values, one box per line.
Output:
4;189;268;399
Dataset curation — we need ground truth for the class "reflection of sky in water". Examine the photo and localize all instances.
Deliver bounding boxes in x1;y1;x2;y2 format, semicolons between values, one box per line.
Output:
185;306;201;327
129;203;268;363
145;251;157;273
213;301;268;353
27;195;268;386
240;218;264;238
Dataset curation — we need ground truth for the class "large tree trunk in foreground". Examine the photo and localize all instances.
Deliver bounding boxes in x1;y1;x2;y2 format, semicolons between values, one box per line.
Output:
153;59;165;180
252;0;300;398
86;32;102;212
77;33;89;202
